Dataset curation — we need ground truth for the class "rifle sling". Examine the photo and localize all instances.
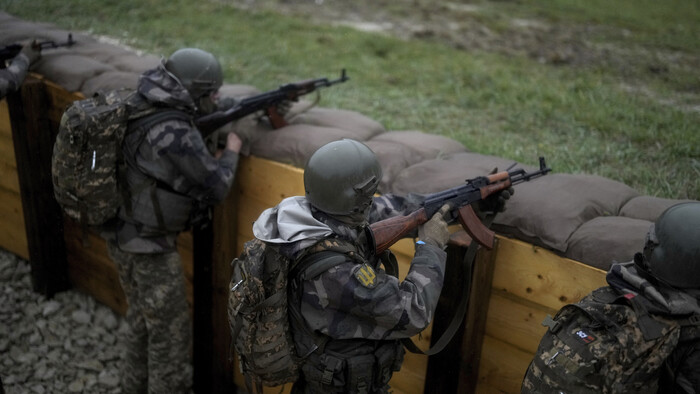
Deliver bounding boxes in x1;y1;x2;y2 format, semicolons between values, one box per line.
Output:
402;213;496;356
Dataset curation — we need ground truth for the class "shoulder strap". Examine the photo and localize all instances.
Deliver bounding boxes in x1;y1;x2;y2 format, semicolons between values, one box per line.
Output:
129;108;192;133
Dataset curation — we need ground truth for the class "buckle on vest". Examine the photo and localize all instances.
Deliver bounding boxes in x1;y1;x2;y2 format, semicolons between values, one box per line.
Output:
320;355;343;386
688;314;700;326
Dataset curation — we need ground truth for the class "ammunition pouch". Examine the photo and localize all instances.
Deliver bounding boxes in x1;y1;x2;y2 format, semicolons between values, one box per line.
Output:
300;341;403;393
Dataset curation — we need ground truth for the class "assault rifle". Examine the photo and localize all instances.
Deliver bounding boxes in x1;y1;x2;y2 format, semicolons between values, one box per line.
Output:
368;157;552;254
0;34;76;69
195;69;349;138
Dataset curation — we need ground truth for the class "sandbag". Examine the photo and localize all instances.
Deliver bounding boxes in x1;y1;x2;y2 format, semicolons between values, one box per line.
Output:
363;140;423;193
33;54;115;92
390;152;536;195
289;107;386;141
619;196;698;222
565;216;651;271
370;130;467;161
492;174;640;253
250;124;363;167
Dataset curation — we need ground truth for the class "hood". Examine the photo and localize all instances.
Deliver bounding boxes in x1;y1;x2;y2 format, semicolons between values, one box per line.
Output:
607;261;700;316
253;196;332;249
137;62;197;111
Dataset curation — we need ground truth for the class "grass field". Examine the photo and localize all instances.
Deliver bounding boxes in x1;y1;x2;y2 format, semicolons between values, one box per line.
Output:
2;0;698;199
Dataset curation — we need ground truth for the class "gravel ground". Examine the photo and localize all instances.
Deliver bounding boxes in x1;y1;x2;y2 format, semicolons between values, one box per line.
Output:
0;248;124;394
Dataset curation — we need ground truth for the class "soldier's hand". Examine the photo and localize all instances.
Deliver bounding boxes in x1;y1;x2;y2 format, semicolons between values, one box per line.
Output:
21;40;41;65
478;186;514;215
276;99;294;117
225;132;242;154
418;204;451;249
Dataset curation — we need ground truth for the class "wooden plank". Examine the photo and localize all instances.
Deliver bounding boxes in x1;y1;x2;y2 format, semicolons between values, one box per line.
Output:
458;244;498;393
7;75;69;296
63;223;128;316
491;236;606;311
476;335;534;394
62;218;195;316
237;155;305;206
0;134;21;194
0;99;11;138
42;75;83;124
484;290;554;355
0;186;29;259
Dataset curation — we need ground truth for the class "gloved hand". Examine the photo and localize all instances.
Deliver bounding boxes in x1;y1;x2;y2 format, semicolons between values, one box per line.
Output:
276;99;294;117
418;203;451;249
20;40;41;65
478;186;514;215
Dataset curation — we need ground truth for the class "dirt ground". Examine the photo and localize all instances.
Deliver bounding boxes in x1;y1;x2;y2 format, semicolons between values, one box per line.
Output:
230;0;700;112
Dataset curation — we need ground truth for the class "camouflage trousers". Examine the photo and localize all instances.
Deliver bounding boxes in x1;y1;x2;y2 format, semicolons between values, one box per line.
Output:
107;242;193;394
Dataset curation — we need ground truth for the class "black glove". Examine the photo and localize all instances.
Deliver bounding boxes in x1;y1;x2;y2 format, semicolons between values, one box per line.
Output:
478;186;514;215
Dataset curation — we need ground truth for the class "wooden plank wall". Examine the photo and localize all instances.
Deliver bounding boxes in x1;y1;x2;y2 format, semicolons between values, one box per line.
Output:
0;98;29;259
475;238;607;393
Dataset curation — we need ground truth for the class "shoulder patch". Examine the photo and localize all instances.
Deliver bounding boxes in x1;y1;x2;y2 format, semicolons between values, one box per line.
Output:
354;263;378;289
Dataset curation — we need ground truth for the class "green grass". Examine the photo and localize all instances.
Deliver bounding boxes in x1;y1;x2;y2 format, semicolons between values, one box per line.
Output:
1;0;698;199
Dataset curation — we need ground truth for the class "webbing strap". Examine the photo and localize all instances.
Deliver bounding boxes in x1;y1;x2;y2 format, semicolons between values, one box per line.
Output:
403;212;496;356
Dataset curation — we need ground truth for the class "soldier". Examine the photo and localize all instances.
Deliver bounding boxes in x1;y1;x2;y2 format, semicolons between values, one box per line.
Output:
0;41;41;98
522;201;700;393
251;139;509;393
632;202;700;392
104;48;242;394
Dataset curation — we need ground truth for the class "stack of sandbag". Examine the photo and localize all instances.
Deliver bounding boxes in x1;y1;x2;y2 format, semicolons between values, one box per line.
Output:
3;11;696;272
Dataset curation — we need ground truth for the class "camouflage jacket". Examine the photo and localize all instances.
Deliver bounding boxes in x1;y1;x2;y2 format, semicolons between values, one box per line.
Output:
0;52;30;98
607;262;700;393
252;194;447;343
114;65;238;253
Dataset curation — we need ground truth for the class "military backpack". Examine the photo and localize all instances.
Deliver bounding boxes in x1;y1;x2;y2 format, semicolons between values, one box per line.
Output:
52;89;189;228
522;286;700;394
227;238;359;390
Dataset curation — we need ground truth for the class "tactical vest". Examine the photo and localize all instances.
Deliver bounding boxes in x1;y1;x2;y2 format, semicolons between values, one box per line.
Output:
120;109;199;234
288;239;404;394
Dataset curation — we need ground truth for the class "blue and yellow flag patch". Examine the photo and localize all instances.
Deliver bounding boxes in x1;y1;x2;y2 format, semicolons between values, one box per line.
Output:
354;263;378;288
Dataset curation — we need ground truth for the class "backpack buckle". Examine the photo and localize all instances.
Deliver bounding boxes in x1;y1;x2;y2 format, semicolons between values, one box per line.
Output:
541;315;561;333
320;355;343;386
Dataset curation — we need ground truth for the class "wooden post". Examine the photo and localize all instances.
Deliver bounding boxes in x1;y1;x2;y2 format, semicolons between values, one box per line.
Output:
7;74;70;297
193;221;215;394
458;241;498;393
193;178;239;394
424;239;469;393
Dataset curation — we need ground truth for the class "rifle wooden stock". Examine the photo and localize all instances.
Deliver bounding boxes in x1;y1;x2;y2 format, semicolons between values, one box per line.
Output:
369;208;429;254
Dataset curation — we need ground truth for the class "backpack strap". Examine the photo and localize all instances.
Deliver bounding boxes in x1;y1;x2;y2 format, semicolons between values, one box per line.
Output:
288;250;347;358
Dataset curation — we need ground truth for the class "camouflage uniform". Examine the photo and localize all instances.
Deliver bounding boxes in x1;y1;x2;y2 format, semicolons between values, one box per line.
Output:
0;52;30;98
607;262;700;393
252;194;446;393
106;64;238;393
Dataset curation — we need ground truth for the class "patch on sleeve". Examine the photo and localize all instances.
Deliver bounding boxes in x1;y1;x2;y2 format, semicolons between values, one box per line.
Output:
354;264;378;289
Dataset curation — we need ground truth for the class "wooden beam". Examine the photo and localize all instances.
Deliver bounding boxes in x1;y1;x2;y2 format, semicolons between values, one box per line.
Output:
423;241;469;394
7;74;69;297
457;242;499;393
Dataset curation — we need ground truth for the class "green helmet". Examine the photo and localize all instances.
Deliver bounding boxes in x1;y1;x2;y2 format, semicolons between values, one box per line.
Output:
165;48;223;100
304;139;382;216
638;202;700;289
